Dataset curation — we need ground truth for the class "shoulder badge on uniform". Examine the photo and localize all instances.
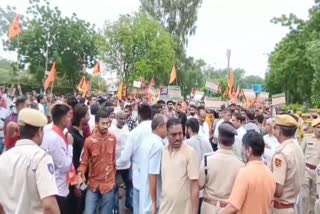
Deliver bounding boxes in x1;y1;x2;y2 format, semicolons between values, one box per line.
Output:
47;163;54;175
275;158;282;168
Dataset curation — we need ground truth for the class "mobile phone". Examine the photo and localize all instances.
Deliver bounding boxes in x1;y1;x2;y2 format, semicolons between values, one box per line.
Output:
80;183;87;191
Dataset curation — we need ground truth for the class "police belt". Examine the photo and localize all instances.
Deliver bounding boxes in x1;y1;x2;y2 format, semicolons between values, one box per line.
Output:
306;163;317;170
273;201;294;209
203;198;227;208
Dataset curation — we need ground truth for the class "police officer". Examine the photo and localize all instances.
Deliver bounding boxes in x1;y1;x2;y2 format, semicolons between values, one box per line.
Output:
272;115;305;214
199;121;244;214
0;108;60;214
315;163;320;213
300;118;320;214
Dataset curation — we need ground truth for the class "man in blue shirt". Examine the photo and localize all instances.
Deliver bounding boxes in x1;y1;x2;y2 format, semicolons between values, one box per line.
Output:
139;114;167;214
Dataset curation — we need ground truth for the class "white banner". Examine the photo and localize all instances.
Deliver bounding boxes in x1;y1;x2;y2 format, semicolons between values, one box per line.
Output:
133;81;141;88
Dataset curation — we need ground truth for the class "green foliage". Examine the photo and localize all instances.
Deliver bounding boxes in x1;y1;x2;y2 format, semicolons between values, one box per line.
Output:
140;0;202;46
306;40;320;107
98;13;177;85
2;0;98;87
179;57;206;96
266;2;320;105
0;5;17;38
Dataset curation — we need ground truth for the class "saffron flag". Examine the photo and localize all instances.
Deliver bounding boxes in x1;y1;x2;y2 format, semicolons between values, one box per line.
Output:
169;66;177;84
78;76;91;97
228;69;235;97
44;63;57;91
93;62;101;76
9;16;22;41
118;83;123;100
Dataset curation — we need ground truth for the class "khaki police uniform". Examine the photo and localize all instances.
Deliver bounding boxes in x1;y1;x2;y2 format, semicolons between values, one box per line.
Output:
272;115;305;214
315;164;320;213
0;109;58;214
199;122;245;214
300;118;320;214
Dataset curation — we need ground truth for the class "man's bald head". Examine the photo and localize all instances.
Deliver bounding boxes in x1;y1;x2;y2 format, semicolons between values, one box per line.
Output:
116;111;127;128
152;114;166;131
152;114;167;138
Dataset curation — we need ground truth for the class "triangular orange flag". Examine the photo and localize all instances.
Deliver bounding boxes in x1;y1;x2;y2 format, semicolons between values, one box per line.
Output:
236;85;240;96
169;66;177;84
9;16;22;41
93;62;101;76
44;62;57;91
228;69;235;97
77;76;91;97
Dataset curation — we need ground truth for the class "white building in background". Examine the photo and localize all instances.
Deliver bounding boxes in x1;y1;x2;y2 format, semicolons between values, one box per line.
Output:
86;62;120;93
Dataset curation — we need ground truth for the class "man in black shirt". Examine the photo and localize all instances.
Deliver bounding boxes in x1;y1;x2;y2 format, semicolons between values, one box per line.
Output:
177;102;187;136
69;103;90;214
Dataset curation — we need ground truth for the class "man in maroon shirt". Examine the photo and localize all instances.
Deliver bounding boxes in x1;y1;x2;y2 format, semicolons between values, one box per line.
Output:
4;96;30;150
77;110;116;214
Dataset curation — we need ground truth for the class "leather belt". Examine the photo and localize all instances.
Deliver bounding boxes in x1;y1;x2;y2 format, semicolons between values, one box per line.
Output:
203;197;227;208
306;163;317;170
273;201;294;209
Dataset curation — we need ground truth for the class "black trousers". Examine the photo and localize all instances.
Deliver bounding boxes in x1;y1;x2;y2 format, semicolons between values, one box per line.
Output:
56;195;69;214
68;185;86;214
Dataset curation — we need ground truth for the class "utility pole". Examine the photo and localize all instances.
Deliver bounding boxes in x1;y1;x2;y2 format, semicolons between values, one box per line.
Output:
226;49;231;69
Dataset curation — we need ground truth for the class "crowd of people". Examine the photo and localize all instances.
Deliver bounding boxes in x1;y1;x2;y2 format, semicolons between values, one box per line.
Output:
0;87;319;214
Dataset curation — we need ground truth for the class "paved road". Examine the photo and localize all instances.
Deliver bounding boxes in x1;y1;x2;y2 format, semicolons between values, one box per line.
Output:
118;188;132;214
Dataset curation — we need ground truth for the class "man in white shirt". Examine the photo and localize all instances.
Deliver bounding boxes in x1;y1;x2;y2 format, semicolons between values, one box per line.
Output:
230;112;247;160
213;109;232;141
187;104;198;119
36;94;45;115
263;118;280;167
88;103;100;133
198;107;210;140
139;114;167;214
42;104;73;213
117;103;152;214
109;111;132;212
185;118;213;161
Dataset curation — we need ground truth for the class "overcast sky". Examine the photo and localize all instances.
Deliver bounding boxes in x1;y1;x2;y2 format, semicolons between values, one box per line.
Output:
1;0;315;77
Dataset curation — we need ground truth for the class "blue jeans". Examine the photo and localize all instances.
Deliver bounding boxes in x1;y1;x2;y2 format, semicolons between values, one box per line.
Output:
133;188;139;214
0;136;4;155
84;188;114;214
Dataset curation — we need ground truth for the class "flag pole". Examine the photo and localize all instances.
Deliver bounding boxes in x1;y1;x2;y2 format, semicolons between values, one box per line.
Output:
49;82;54;105
17;34;21;83
44;32;50;93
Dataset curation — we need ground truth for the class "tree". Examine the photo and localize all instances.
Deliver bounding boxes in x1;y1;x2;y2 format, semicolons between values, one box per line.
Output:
98;13;177;85
2;0;98;87
306;39;320;107
179;57;206;96
266;1;320;104
0;5;18;38
140;0;202;46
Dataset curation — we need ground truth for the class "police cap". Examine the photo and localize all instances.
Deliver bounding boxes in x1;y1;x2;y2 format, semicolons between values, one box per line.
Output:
275;114;298;128
312;118;320;127
218;122;238;138
18;108;48;127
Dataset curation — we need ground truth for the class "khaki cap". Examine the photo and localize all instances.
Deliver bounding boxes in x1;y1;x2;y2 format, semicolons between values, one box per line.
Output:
312;118;320;127
18;108;48;127
275;115;298;128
